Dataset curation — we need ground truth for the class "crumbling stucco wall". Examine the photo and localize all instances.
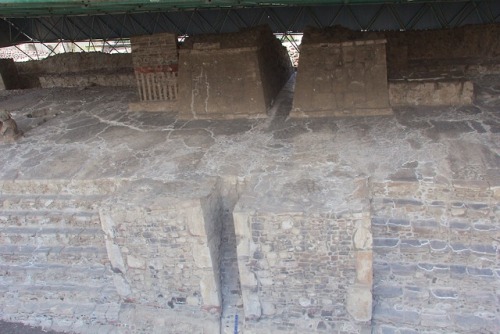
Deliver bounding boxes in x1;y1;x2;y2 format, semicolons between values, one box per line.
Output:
177;26;292;119
293;33;392;117
15;52;135;88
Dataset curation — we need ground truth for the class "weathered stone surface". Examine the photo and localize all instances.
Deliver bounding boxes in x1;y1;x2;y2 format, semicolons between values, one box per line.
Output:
346;285;372;322
293;31;392;117
15;52;134;88
389;80;474;106
0;42;499;333
177;25;292;119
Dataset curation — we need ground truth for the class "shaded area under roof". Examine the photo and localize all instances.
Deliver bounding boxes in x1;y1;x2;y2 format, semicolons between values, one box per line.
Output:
0;1;499;47
0;0;476;17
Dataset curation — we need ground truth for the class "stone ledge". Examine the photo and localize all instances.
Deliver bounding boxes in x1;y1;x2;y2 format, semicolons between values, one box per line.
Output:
389;79;474;106
291;107;393;118
128;100;178;112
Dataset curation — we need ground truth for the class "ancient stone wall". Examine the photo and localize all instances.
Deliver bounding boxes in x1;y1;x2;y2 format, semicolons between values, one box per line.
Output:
100;179;223;331
304;23;500;78
0;179;223;333
389;80;474;106
15;52;135;88
177;26;292;119
371;180;500;333
233;177;373;333
130;33;179;102
293;36;392;117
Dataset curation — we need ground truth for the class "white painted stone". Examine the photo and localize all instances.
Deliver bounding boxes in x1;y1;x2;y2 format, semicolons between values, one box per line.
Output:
346;285;372;322
244;293;262;320
105;240;126;273
281;219;294;230
127;255;146;269
99;209;115;238
261;301;276;316
200;272;220;307
192;243;213;268
186;201;206;237
353;226;372;250
113;275;131;297
299;297;311;307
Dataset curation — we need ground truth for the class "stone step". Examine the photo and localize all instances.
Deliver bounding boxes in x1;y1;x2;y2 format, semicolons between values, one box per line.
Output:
0;194;106;212
0;210;101;228
0;179;120;196
2;299;121;325
0;226;105;247
0;244;108;265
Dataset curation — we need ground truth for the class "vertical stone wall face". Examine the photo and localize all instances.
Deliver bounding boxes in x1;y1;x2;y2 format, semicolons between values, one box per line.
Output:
293;39;392;117
101;180;223;316
177;26;292;119
130;33;179;102
371;180;500;333
0;59;20;90
233;178;373;333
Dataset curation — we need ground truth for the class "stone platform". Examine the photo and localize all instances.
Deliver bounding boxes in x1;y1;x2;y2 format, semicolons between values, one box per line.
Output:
0;70;499;333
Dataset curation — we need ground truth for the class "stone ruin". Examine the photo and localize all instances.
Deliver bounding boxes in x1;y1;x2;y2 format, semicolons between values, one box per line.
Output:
129;32;179;112
0;109;22;142
177;25;293;119
0;22;499;334
293;27;392;117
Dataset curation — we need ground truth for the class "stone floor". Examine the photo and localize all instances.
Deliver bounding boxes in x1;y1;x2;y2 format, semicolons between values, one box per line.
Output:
0;74;498;185
0;72;499;333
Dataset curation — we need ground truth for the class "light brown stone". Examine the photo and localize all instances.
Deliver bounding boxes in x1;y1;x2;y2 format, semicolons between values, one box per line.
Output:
355;251;373;285
346;285;372;322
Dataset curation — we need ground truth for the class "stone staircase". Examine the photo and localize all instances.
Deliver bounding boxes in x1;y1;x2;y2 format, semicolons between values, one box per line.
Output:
0;182;121;331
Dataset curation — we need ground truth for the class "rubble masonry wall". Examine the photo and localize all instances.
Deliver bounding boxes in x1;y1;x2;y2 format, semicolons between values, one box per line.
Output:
371;180;500;333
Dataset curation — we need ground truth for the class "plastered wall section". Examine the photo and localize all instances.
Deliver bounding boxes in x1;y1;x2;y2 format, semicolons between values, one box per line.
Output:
177;46;268;119
293;39;392;117
370;180;500;333
176;25;292;120
233;178;373;334
98;179;223;332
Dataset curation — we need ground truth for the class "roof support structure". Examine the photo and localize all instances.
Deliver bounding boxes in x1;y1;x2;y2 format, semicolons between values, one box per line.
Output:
1;1;500;47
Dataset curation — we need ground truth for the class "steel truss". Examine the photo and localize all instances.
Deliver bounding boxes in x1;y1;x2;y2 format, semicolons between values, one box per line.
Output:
1;1;500;49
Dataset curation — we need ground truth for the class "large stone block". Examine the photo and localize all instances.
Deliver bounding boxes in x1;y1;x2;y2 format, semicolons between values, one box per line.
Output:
177;25;292;119
292;29;392;117
233;175;372;332
389;80;474;106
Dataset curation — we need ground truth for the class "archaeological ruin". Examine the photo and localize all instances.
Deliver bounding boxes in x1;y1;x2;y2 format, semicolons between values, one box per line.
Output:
0;1;499;333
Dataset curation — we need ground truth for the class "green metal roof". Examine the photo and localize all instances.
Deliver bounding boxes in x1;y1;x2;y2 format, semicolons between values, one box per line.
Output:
0;0;459;17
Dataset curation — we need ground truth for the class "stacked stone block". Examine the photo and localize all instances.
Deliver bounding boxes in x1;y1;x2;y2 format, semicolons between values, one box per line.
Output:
293;31;392;117
15;52;135;88
233;177;373;333
370;180;500;333
100;178;222;332
130;33;179;102
389;80;474;106
177;25;292;119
